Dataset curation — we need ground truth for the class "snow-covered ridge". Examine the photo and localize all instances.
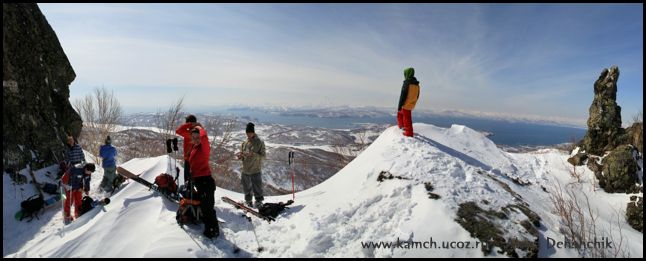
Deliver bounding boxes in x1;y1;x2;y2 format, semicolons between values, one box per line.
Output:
4;123;641;257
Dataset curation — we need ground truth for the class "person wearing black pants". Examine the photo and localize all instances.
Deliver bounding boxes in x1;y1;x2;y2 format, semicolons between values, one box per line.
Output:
193;175;218;237
188;127;219;238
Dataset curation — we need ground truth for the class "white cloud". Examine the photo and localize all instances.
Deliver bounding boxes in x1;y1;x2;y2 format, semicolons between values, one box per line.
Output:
40;3;641;123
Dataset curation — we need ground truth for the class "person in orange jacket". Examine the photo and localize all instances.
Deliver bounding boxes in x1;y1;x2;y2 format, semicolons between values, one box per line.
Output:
188;126;219;239
397;67;420;137
175;114;202;185
61;163;95;224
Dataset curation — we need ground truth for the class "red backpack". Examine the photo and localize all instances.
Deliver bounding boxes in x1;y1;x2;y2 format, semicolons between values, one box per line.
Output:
154;173;177;195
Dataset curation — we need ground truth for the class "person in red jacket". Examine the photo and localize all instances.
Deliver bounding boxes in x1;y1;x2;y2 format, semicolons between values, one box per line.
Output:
175;115;202;185
189;127;219;239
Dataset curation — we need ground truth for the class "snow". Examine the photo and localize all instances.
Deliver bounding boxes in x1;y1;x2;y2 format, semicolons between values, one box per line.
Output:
3;123;642;257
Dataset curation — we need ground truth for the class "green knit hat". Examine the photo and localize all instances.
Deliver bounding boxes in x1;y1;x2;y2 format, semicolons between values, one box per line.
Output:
404;67;415;80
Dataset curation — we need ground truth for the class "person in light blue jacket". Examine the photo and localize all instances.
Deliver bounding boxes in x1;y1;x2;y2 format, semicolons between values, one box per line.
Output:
99;136;118;192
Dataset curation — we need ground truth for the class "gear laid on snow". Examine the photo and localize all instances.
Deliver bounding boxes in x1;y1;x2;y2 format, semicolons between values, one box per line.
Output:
222;196;275;223
116;166;179;203
79;196;110;216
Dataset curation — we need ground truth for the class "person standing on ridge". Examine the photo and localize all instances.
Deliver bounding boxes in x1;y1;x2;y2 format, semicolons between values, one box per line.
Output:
236;122;266;208
188;126;219;239
66;134;86;167
176;114;202;186
99;135;117;192
397;67;420;137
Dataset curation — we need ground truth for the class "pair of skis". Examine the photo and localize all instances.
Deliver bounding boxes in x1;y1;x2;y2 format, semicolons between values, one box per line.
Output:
221;196;275;223
116;166;180;203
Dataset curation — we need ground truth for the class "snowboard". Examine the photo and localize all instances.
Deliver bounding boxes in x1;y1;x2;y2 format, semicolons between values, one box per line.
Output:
116;166;179;203
221;196;275;223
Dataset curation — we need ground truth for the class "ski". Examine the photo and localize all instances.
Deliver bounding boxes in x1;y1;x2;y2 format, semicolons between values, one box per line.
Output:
221;196;275;223
116;166;179;203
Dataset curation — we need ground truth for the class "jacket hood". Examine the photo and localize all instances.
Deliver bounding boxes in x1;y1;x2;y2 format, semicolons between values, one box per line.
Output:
404;67;415;80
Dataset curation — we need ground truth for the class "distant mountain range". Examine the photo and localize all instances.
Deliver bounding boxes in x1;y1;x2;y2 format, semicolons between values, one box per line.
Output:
224;105;586;128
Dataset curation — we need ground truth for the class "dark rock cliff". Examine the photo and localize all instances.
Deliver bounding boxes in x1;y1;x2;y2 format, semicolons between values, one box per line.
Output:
3;3;82;169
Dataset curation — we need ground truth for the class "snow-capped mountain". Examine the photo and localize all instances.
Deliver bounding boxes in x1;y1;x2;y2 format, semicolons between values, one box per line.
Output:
3;123;642;257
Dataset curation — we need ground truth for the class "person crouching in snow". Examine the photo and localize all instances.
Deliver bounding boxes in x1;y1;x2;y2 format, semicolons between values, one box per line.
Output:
61;163;95;224
397;67;420;137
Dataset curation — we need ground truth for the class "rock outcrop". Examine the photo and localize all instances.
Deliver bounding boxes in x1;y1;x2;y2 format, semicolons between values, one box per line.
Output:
567;151;587;166
3;3;82;169
581;66;625;156
626;196;643;233
600;145;639;193
626;122;643;153
568;66;642;195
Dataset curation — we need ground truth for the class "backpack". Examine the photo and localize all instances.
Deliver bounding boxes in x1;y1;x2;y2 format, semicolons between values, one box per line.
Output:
112;174;125;191
176;198;202;226
42;182;58;194
258;200;294;219
154;173;177;195
79;196;95;216
20;194;45;221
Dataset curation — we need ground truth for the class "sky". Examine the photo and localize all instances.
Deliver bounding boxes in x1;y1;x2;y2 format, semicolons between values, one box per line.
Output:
38;3;643;126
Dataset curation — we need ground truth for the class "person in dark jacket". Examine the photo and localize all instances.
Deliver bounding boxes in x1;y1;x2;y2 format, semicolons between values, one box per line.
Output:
66;134;86;166
397;67;421;137
189;126;219;239
61;163;95;224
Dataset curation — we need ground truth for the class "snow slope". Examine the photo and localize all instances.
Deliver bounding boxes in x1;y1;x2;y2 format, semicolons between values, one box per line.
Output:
4;123;642;257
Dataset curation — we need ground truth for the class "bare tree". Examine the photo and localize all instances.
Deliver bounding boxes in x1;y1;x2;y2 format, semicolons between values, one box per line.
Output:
631;109;643;124
548;180;630;258
155;96;185;140
73;86;123;163
204;115;238;177
570;165;583;184
116;130;166;163
330;136;354;167
355;128;369;152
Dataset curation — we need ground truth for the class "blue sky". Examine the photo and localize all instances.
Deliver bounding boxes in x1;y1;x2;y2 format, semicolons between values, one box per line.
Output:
39;3;643;126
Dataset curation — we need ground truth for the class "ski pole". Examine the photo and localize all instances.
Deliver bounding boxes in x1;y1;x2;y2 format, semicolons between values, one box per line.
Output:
61;181;65;223
246;214;264;252
289;151;295;201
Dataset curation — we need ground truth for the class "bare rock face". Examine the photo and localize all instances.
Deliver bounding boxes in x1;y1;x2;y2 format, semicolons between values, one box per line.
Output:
625;122;643;153
581;66;626;156
626;196;643;233
600;145;639;193
3;3;82;169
